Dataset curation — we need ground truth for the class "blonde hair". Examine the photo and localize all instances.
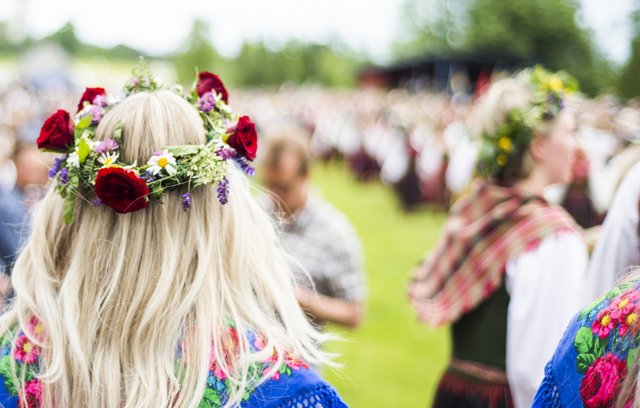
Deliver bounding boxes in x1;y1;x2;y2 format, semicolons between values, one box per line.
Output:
470;77;556;184
1;91;331;407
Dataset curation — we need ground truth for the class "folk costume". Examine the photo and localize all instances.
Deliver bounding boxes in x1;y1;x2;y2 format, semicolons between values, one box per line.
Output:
533;279;640;408
408;67;590;408
409;181;588;407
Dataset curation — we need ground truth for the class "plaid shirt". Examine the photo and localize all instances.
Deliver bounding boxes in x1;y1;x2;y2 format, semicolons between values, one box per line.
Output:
273;193;365;303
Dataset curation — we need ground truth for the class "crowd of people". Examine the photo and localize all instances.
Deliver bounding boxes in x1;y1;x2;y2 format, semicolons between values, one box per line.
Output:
0;61;638;408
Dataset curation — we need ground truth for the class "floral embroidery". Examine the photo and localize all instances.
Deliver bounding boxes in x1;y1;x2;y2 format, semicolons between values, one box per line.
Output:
574;283;640;408
0;318;43;407
0;318;308;408
200;323;308;407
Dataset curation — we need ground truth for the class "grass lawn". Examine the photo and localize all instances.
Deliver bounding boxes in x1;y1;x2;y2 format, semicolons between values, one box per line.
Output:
309;161;449;407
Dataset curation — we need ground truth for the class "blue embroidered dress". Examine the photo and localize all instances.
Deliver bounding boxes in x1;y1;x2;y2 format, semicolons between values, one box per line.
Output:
533;281;640;408
0;321;348;408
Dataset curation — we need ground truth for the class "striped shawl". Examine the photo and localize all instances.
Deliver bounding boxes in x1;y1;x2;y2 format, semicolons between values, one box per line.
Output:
408;181;579;326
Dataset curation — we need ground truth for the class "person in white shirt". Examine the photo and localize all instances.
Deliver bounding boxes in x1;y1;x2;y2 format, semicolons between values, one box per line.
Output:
586;159;640;296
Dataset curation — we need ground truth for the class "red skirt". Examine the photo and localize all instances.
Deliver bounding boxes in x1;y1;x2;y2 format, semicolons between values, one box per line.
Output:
432;360;514;408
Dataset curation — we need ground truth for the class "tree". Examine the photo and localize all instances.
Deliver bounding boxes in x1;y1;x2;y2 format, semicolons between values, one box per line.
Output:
395;0;613;95
618;9;640;100
173;20;225;85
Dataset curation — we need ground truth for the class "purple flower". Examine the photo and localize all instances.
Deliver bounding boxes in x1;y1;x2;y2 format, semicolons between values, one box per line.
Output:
141;170;157;182
217;178;229;204
197;91;218;113
92;94;109;108
89;106;104;124
216;146;237;160
49;157;63;178
234;156;256;176
182;192;191;212
91;198;102;207
59;168;69;184
129;77;139;87
95;139;119;154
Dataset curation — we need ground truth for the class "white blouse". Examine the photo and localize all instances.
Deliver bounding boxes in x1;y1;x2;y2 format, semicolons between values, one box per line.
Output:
587;161;640;296
505;232;589;408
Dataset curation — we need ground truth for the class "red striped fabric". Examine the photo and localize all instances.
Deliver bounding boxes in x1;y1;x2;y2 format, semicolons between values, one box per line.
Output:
408;181;579;326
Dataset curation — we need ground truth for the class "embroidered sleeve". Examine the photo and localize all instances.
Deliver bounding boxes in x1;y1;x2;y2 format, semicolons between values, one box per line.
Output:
571;282;640;407
532;360;562;408
277;383;348;408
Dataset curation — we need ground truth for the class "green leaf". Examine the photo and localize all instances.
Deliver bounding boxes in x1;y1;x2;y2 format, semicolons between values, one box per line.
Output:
628;347;638;369
0;356;17;395
167;145;200;157
76;114;93;130
77;138;92;164
64;195;75;224
113;121;123;143
574;327;595;354
199;387;222;408
74;126;84;140
63;176;79;224
576;353;596;373
593;336;606;356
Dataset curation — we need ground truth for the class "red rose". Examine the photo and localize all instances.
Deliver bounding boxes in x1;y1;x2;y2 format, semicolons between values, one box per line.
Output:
227;116;258;161
94;167;150;214
77;87;106;112
196;72;229;103
37;110;74;152
580;353;627;408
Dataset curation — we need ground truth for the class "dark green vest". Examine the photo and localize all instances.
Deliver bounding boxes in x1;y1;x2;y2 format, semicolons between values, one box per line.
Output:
451;281;510;370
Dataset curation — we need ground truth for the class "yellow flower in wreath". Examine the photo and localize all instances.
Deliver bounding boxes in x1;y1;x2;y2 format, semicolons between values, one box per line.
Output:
497;154;508;167
497;136;513;152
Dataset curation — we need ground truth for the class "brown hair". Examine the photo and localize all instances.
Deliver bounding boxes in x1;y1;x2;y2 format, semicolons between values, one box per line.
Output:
262;124;311;177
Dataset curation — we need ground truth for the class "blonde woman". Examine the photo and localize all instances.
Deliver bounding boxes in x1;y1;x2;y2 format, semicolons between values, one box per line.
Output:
408;67;591;408
0;66;346;407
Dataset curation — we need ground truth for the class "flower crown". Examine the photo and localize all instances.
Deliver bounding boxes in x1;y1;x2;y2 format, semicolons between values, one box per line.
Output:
38;60;258;223
477;65;578;178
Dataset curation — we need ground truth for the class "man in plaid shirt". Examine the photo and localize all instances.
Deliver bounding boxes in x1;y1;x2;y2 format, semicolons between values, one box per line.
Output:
262;126;365;328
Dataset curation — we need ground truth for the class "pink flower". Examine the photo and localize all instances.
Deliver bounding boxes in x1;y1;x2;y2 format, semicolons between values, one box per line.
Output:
592;310;617;338
619;310;639;337
580;353;627;408
13;334;40;365
263;366;280;381
284;353;308;370
253;334;267;351
609;291;639;321
24;379;42;405
26;316;45;342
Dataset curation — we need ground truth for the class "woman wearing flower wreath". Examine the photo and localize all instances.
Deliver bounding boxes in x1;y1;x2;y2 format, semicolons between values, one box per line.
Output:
0;62;347;408
408;66;591;408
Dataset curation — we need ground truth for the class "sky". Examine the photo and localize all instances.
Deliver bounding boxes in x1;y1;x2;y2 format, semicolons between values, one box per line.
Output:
0;0;635;64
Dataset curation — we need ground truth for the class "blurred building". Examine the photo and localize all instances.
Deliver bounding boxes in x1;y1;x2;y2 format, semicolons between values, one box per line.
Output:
357;53;525;94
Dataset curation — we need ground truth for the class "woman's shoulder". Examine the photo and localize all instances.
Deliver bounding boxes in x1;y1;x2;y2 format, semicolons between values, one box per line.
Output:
240;364;347;408
201;351;346;408
201;328;347;407
534;279;640;407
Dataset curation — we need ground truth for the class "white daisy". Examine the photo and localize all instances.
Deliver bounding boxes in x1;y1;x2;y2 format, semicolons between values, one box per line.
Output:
99;152;120;168
147;149;177;176
67;151;80;168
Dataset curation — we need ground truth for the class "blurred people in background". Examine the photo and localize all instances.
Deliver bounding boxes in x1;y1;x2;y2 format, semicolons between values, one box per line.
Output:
261;124;366;329
408;69;591;408
586;158;640;295
560;147;604;229
0;144;49;273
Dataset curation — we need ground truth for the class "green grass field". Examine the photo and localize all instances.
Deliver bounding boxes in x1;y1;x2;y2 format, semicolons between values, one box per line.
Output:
308;162;449;407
